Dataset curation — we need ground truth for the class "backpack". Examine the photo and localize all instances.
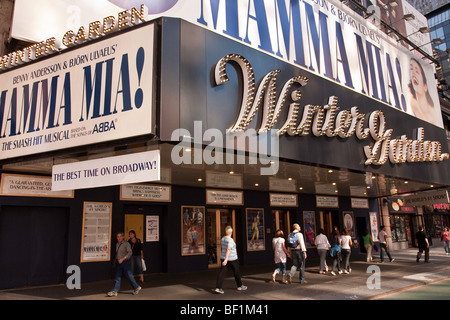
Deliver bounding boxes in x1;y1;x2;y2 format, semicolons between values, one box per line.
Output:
287;232;299;248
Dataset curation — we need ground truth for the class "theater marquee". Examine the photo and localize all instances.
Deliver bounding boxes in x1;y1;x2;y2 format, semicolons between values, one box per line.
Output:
0;22;155;160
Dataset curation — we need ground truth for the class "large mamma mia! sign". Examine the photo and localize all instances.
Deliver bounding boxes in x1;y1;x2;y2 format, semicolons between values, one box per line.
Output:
8;0;443;128
0;23;154;160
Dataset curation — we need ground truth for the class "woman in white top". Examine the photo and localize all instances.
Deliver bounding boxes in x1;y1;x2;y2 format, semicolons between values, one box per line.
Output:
272;229;291;283
314;228;330;274
341;228;353;273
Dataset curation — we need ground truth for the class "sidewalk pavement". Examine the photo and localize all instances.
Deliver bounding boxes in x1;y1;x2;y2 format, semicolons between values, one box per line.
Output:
1;246;449;301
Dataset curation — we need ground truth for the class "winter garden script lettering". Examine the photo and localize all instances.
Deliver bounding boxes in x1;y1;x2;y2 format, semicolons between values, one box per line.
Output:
215;54;449;166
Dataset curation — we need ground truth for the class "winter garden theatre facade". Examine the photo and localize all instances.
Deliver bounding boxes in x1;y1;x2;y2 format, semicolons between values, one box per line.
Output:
0;1;449;289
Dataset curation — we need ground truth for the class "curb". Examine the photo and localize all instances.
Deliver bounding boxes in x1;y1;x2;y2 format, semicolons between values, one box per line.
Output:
364;275;450;300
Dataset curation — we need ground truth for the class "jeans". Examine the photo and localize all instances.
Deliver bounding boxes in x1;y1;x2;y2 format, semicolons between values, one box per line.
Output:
332;253;341;272
443;241;449;254
341;249;351;271
289;250;305;282
130;255;143;275
380;243;393;262
317;249;328;272
216;259;243;289
113;259;140;292
275;262;287;275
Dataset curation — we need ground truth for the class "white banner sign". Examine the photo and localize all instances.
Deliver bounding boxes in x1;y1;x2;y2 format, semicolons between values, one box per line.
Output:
0;23;154;160
52;150;160;191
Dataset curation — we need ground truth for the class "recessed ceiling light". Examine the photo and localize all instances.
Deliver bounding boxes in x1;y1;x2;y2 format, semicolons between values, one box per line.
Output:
332;182;336;185
328;170;333;173
404;181;408;184
197;178;203;182
299;187;303;190
255;183;259;187
186;148;191;152
371;176;376;179
430;185;434;188
288;177;293;181
229;171;234;174
367;186;371;189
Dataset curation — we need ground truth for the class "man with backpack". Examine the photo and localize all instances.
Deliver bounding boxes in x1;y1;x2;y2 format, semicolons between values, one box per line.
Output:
287;224;308;284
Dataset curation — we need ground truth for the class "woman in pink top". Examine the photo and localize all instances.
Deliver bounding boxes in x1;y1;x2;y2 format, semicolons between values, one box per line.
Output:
441;227;449;255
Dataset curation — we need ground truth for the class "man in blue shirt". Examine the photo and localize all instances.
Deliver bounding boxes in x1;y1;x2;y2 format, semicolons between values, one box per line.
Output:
214;226;247;294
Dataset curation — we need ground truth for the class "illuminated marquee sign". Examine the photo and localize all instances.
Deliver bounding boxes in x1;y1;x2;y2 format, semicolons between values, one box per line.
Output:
215;53;449;166
0;4;148;70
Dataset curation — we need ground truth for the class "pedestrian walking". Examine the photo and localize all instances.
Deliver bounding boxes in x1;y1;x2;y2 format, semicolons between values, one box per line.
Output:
107;232;142;297
329;227;342;276
416;226;430;263
271;229;291;283
314;228;330;274
441;227;449;255
341;228;352;273
287;224;308;284
379;226;394;263
128;230;144;283
214;226;247;294
362;229;373;262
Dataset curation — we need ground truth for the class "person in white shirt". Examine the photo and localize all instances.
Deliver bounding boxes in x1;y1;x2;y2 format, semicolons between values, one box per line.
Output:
341;229;353;273
287;224;308;284
272;229;291;283
379;226;395;263
314;229;330;274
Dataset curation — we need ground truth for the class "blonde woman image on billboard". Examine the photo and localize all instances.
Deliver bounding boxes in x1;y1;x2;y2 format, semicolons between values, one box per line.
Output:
408;58;437;125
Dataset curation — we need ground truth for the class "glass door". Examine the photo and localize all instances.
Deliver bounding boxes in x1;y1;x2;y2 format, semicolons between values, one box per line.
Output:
272;209;291;238
207;209;235;268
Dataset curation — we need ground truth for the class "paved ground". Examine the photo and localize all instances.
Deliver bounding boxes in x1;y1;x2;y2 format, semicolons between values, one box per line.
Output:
1;246;449;303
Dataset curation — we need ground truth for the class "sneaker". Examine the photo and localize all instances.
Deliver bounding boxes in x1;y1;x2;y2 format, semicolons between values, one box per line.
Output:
300;280;308;284
330;271;336;276
214;288;224;294
319;271;325;274
338;270;343;274
348;268;352;273
107;291;118;297
325;266;329;272
133;286;141;295
390;258;395;262
237;285;247;291
343;270;349;274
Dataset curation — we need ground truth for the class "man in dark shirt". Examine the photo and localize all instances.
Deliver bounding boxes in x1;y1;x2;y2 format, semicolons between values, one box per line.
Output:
416;226;429;263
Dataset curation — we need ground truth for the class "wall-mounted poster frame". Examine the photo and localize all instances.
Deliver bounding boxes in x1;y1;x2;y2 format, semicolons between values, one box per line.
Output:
181;206;205;256
303;211;316;248
342;211;356;238
369;212;380;242
246;208;265;251
81;202;112;263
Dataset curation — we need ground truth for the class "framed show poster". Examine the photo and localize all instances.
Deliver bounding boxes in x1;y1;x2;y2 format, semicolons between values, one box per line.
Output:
246;208;265;251
303;211;316;248
343;211;355;238
369;212;379;242
181;206;205;256
81;202;112;263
